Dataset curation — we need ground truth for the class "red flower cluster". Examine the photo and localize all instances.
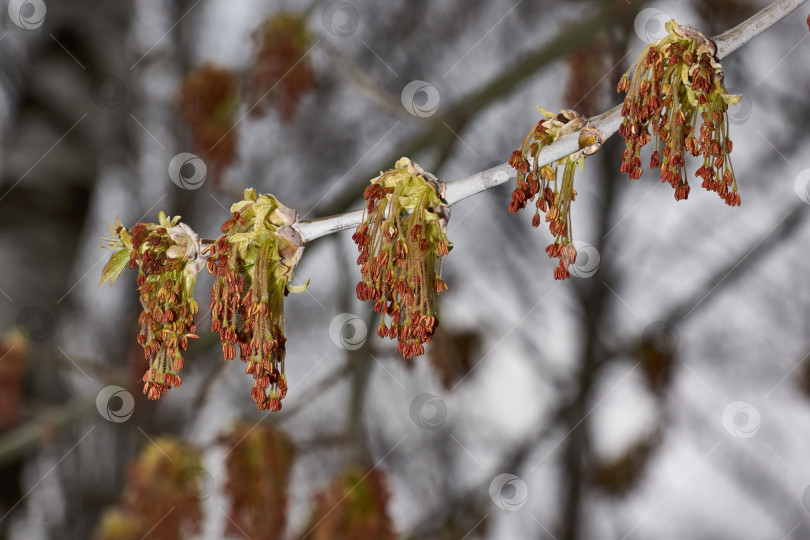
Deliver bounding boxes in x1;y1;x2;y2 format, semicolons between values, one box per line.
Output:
250;13;315;122
221;422;295;539
127;221;200;399
508;109;595;280
208;226;288;412
303;468;397;540
176;64;240;186
694;103;740;206
353;159;451;360
617;21;741;206
95;437;205;539
207;191;303;411
0;332;25;431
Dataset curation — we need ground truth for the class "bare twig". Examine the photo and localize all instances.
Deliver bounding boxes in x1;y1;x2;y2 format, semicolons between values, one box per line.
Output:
320;41;414;121
0;397;97;467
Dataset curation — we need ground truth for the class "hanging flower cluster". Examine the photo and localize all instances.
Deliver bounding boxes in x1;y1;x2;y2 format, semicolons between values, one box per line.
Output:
250;12;315;122
352;158;451;360
100;213;203;399
94;437;205;540
303;468;397;540
564;37;611;118
508;108;603;280
617;21;742;205
0;330;25;432
176;63;241;185
207;189;307;411
220;421;295;538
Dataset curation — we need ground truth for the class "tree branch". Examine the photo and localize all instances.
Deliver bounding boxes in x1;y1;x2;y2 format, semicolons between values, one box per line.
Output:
293;0;808;243
310;1;647;218
712;0;807;57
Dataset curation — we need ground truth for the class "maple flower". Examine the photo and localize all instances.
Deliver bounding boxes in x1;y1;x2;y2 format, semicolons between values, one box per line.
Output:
176;63;240;185
94;437;205;539
221;421;295;538
0;330;26;431
100;213;203;400
207;189;307;411
617;20;741;205
302;468;397;540
508;108;603;280
250;13;315;122
352;158;451;360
